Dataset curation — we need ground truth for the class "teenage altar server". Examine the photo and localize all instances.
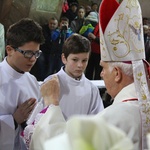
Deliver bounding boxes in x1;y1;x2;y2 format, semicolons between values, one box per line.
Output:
0;18;44;150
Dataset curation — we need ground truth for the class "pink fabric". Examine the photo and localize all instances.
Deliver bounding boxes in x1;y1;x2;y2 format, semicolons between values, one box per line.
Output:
40;107;48;114
21;106;48;149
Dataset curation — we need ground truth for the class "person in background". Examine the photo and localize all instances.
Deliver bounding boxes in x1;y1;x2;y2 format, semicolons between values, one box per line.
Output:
85;5;91;17
63;2;78;25
22;34;104;150
85;23;102;80
70;6;86;33
143;17;149;44
47;16;73;75
23;0;150;150
143;18;150;62
0;18;44;150
31;17;58;81
67;0;79;8
91;2;99;14
90;2;99;21
62;0;69;16
0;23;5;62
145;28;150;62
79;11;98;37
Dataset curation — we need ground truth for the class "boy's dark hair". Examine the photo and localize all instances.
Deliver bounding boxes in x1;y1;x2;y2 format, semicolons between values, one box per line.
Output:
59;17;69;24
49;17;58;22
91;2;98;7
62;33;91;58
6;18;45;47
69;2;78;8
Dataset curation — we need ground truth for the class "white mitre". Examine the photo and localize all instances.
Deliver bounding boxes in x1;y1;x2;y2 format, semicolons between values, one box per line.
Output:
100;0;145;61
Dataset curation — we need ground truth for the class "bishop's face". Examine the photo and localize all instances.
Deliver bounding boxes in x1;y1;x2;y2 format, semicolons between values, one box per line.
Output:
100;61;117;98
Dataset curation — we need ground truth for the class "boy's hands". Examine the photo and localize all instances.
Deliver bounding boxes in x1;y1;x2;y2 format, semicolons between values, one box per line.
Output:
13;98;36;124
40;75;60;106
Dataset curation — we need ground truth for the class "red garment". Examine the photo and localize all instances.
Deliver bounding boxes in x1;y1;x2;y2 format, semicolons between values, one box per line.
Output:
91;23;100;54
100;0;119;33
62;2;69;13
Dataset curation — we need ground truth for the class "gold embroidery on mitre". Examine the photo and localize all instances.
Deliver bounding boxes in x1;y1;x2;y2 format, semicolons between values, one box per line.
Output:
100;27;108;59
107;14;143;58
126;0;139;9
101;0;144;61
100;38;107;58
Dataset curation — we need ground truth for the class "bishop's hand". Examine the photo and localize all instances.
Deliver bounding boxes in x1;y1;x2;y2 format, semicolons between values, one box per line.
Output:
40;75;60;106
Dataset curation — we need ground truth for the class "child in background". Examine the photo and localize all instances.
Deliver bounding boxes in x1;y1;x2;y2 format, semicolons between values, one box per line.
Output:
79;11;98;37
70;6;86;33
91;2;99;13
85;5;91;17
31;17;58;81
63;2;78;25
48;17;73;74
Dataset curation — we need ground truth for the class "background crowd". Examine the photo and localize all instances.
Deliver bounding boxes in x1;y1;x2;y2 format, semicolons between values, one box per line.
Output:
1;0;150;82
0;0;150;150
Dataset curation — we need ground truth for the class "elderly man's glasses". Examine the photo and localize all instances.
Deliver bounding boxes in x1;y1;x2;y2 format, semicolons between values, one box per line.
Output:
14;48;42;59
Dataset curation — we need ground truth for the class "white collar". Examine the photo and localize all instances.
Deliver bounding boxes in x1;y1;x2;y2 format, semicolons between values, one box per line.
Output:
113;83;137;104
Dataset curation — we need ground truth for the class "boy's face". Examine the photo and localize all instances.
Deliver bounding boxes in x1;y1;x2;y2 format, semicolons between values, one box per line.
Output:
60;20;69;30
62;52;90;78
92;4;98;11
6;41;40;73
49;19;58;30
71;5;78;13
85;5;91;13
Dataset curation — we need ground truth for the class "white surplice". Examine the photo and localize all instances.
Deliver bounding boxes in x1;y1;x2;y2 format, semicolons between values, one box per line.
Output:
45;67;104;120
0;58;41;150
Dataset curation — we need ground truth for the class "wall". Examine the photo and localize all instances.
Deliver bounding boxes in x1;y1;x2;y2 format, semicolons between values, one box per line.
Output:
0;0;150;31
0;0;63;30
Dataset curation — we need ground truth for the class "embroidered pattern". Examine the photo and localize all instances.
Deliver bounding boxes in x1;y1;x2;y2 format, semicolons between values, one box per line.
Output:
100;0;145;61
